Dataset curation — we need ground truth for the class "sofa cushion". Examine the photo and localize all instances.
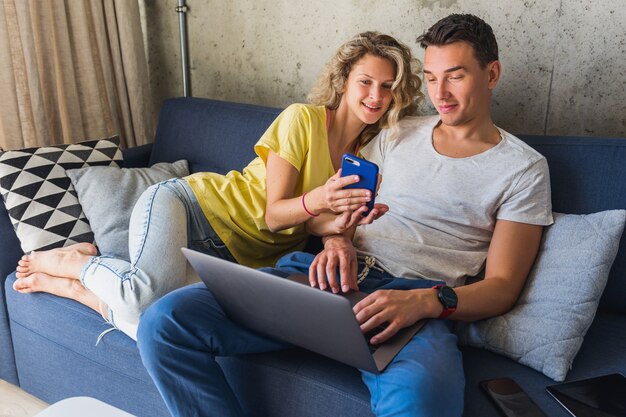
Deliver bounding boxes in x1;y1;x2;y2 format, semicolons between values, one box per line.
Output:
4;272;168;416
5;272;374;417
218;350;373;417
461;310;626;417
7;266;626;417
0;137;123;253
66;160;189;260
457;210;626;382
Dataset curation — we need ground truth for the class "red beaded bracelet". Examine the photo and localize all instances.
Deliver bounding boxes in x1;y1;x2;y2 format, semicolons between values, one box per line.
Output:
301;192;319;217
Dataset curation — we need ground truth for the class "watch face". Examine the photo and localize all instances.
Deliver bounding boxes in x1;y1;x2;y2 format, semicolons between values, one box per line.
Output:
439;286;458;308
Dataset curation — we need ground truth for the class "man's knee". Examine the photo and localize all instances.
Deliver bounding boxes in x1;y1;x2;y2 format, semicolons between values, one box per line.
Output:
368;367;464;417
137;284;198;347
365;320;465;416
407;369;464;416
138;283;225;347
137;290;177;351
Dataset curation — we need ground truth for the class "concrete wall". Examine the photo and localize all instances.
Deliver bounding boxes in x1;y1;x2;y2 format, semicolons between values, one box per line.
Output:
143;0;625;138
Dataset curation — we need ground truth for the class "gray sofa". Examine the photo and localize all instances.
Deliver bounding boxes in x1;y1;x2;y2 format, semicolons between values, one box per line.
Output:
1;97;625;416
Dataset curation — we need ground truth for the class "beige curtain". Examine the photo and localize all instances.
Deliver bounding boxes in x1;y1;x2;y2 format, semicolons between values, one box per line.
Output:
0;0;153;151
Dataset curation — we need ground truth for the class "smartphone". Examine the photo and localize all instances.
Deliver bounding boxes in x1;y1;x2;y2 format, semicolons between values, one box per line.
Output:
480;377;548;417
340;154;379;215
546;373;626;417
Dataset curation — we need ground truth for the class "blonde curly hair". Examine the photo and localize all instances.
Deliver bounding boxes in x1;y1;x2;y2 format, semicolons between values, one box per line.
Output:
308;31;423;147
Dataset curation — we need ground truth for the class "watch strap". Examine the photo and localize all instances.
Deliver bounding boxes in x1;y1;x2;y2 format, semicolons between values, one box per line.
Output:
433;284;456;319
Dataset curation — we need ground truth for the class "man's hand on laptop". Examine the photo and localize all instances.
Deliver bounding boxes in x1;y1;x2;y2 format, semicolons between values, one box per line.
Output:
353;289;441;345
309;234;358;293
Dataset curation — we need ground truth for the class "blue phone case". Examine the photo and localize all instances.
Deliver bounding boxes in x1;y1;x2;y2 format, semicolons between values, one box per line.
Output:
341;154;379;215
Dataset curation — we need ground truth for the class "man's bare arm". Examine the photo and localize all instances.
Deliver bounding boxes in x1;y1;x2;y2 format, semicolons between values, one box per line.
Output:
353;219;544;344
452;219;543;321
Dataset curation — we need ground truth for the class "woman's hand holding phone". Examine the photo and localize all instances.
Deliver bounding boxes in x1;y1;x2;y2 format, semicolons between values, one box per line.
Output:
340;154;379;216
325;169;373;213
304;155;387;236
323;154;387;233
306;170;372;215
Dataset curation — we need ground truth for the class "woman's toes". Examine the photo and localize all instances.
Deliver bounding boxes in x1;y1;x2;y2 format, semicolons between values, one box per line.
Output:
13;277;32;292
13;273;49;293
16;261;31;278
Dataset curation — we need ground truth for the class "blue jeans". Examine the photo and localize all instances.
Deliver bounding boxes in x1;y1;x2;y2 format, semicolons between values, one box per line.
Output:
81;178;235;339
137;252;465;417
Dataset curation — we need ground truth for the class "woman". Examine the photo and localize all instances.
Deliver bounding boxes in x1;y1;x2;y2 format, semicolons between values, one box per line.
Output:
14;31;423;339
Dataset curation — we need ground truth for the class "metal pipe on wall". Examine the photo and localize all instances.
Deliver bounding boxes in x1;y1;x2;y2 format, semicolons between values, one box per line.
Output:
176;0;191;97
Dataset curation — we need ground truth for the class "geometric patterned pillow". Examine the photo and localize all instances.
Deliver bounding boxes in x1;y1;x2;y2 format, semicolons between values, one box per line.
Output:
0;136;123;253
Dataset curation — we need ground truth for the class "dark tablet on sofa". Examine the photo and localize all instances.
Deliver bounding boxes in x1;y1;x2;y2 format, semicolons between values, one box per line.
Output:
546;373;626;417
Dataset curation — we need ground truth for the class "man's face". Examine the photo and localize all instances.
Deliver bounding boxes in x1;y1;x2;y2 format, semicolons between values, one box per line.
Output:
423;41;499;127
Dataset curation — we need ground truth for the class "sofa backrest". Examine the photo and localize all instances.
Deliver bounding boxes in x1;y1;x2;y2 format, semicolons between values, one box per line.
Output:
150;97;280;174
518;135;626;314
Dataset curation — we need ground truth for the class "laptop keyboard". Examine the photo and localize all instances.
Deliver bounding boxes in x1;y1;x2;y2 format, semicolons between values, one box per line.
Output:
328;290;390;354
364;323;389;353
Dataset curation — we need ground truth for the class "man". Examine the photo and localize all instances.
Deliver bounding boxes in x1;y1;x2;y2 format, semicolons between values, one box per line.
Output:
137;14;552;417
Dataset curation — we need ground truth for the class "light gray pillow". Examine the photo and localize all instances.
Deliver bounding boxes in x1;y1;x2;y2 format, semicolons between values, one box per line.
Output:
66;160;189;260
456;210;626;381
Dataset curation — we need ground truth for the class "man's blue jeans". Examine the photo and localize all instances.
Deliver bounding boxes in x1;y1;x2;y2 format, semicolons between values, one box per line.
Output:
137;252;465;417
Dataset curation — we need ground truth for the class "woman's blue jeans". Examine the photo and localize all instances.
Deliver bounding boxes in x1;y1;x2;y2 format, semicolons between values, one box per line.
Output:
137;252;465;417
80;178;234;339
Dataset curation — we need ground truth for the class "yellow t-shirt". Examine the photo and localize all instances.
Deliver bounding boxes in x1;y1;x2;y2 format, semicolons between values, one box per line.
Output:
185;103;335;268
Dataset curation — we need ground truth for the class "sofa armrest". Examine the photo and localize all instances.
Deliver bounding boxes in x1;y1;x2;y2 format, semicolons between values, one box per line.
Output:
0;200;21;384
122;143;153;168
0;202;22;282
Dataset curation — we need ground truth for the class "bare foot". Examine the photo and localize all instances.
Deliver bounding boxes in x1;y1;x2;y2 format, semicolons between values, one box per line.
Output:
14;272;77;297
15;242;97;280
13;273;108;319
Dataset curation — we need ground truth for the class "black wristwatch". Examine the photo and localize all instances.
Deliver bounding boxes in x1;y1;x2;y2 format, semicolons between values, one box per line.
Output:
432;284;458;319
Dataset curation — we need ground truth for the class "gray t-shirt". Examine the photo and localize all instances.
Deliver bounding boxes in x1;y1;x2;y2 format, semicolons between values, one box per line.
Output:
355;116;553;287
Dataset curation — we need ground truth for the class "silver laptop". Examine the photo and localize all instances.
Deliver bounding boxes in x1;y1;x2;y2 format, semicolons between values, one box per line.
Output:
182;247;427;373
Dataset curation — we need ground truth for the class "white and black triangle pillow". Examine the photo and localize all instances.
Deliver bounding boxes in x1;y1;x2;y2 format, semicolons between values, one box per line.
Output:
0;136;123;253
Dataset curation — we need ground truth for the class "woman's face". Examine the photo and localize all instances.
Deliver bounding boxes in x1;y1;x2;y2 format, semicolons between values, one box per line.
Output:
339;54;396;126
